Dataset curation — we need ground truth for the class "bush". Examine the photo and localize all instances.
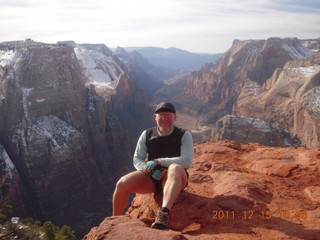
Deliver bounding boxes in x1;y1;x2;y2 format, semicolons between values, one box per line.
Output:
0;205;76;240
56;225;77;240
43;221;57;240
0;204;12;224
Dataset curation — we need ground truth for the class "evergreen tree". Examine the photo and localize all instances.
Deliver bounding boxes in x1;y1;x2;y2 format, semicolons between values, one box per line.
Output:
56;225;77;240
43;221;57;240
0;203;12;224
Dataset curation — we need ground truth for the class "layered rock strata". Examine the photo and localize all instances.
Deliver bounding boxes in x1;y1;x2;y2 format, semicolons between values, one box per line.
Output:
185;38;312;108
233;53;320;148
184;38;319;147
0;40;152;237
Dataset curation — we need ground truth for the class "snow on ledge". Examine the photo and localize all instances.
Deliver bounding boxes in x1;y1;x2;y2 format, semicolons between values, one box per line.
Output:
74;45;124;90
0;144;15;177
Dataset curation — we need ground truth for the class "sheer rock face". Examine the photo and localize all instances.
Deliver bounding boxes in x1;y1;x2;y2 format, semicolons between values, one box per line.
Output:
185;38;312;106
0;40;152;236
83;140;320;240
184;37;319;148
211;115;300;147
233;53;320;148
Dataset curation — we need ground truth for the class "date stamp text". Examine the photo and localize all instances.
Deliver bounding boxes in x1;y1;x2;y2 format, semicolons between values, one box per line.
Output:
212;210;307;220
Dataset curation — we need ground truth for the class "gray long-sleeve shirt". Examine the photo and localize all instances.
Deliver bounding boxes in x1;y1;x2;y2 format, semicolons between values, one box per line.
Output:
133;128;194;171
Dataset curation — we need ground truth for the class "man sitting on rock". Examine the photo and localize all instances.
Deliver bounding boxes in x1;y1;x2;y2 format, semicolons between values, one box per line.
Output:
112;102;194;229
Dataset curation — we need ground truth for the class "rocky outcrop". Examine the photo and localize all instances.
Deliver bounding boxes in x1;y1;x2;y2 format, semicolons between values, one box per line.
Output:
185;38;313;107
233;53;320;148
0;40;153;237
183;37;319;148
211;115;300;147
300;39;320;53
83;140;320;240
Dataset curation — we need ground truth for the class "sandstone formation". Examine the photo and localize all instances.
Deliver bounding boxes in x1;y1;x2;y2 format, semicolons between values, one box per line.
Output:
183;37;319;148
0;40;153;237
83;140;320;240
212;115;300;147
300;39;320;53
233;53;320;148
185;38;312;109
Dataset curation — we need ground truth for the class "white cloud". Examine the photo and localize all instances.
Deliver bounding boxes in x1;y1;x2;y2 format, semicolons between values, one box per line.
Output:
0;0;319;53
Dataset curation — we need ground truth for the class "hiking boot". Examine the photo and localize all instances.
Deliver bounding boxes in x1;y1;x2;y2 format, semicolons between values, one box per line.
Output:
151;210;169;230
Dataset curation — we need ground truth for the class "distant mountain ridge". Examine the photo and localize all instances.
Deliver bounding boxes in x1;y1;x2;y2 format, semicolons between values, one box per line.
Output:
122;46;222;72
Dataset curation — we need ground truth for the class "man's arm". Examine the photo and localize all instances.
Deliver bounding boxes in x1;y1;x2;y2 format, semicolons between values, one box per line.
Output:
133;130;148;171
159;131;194;169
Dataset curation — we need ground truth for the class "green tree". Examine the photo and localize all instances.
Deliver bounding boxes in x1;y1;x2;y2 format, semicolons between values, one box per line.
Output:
21;217;34;225
0;203;12;224
56;225;77;240
43;221;57;240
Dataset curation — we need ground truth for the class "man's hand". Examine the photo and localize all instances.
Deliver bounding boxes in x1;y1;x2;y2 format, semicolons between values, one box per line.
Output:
144;160;159;174
144;160;166;180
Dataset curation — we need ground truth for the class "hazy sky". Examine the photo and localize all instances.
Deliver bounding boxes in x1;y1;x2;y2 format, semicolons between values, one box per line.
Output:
0;0;319;53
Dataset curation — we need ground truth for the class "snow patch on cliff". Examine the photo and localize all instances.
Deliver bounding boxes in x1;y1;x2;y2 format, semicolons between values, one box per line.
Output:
21;87;33;118
303;87;320;112
34;115;80;150
74;45;124;90
231;115;272;133
282;43;313;59
0;144;15;177
316;91;320;107
0;49;16;67
36;98;46;103
289;65;320;78
237;79;262;102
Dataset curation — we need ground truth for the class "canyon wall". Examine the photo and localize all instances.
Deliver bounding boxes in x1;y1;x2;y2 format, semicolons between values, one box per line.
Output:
0;40;152;236
184;38;320;148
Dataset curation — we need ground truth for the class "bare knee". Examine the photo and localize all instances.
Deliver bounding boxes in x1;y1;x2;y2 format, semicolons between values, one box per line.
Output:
166;164;188;188
167;164;184;178
115;175;130;194
115;171;156;194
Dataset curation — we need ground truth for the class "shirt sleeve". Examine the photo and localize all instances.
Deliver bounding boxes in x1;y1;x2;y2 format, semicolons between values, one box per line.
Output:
133;130;148;171
159;130;194;169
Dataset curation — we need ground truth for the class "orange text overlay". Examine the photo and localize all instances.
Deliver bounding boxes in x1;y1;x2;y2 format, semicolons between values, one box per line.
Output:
212;210;307;220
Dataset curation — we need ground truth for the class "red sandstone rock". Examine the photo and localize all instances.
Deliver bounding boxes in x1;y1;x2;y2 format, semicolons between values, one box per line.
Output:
83;140;320;240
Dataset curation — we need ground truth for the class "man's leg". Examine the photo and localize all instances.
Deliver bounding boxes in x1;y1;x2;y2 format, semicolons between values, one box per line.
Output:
151;164;188;229
113;171;156;216
162;163;188;210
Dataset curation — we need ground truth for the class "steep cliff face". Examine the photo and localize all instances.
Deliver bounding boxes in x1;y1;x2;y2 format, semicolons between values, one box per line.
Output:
0;40;152;237
233;53;320;148
300;38;320;53
184;37;319;147
185;38;314;123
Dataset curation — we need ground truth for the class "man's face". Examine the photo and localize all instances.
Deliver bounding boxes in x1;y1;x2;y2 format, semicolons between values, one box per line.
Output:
154;112;176;133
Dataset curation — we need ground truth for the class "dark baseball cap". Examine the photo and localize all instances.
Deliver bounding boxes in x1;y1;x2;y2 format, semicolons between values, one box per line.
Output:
154;102;176;114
